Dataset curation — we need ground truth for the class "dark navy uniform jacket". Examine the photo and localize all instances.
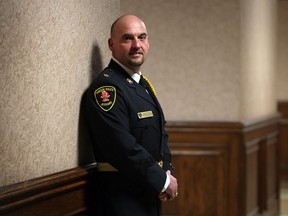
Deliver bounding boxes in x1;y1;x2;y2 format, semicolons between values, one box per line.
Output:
85;59;173;216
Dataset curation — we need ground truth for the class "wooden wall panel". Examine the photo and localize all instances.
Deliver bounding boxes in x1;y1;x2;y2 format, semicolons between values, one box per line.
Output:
278;101;288;177
163;114;280;216
0;164;97;216
0;115;280;216
266;136;279;216
163;122;244;216
162;143;228;216
245;140;259;216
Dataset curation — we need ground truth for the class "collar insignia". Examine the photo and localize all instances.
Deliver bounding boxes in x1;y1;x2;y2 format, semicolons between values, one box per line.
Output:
126;78;133;84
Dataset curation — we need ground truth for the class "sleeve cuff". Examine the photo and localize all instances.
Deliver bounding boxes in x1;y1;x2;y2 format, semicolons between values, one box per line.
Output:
161;173;170;192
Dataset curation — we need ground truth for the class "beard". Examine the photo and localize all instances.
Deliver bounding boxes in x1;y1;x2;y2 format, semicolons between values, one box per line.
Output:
128;57;144;67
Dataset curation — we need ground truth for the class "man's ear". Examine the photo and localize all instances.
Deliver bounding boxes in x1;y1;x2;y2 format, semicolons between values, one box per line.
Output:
108;38;113;51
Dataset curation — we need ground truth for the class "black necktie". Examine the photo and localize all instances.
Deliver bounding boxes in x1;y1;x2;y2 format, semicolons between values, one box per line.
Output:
139;75;151;95
139;75;161;110
139;75;146;88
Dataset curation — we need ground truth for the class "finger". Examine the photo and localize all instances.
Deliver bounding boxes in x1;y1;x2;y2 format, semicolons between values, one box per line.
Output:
160;197;168;202
159;194;169;202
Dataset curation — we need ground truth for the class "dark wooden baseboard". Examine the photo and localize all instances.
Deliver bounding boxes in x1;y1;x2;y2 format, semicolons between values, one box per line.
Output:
0;114;281;216
0;164;97;216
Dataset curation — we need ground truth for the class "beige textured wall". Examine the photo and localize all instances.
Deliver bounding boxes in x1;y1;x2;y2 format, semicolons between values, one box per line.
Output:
121;0;278;121
121;0;241;121
277;0;288;101
240;0;277;120
0;0;119;187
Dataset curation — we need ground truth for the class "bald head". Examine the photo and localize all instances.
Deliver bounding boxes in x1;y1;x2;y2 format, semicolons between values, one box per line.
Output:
110;15;147;38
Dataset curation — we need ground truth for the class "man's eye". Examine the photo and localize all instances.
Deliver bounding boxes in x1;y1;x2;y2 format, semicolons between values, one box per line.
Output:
139;35;147;41
123;36;132;41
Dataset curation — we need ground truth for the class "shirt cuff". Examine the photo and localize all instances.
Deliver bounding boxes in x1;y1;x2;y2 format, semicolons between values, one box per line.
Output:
161;173;170;192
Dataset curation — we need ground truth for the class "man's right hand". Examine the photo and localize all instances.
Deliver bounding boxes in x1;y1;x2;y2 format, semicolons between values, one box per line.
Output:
159;170;178;201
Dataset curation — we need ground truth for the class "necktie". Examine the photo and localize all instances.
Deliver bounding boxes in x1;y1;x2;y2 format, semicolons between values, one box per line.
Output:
139;75;149;94
139;75;147;88
141;75;157;97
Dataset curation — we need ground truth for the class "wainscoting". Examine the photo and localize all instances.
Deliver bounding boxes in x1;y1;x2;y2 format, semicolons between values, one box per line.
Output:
0;164;97;216
163;114;280;216
0;114;281;216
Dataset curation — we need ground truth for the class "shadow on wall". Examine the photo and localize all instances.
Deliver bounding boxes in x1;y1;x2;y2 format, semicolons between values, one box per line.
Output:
77;43;104;166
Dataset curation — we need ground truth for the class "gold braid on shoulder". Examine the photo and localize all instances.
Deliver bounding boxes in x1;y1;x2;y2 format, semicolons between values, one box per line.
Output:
143;75;157;97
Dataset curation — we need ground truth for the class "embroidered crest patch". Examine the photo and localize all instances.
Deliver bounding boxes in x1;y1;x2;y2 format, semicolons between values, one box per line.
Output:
94;86;116;111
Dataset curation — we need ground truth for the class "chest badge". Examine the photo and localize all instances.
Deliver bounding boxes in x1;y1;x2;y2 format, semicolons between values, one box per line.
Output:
94;86;116;111
137;111;153;119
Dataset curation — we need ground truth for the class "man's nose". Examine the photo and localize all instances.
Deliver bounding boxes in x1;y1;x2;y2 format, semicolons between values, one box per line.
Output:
132;39;141;48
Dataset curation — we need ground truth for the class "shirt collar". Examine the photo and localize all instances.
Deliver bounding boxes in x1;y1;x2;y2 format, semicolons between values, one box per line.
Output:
112;57;142;83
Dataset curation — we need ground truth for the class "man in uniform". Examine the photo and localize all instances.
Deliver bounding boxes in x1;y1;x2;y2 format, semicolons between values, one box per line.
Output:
85;14;178;216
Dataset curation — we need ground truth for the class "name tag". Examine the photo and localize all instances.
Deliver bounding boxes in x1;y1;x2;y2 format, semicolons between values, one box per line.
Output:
137;111;153;119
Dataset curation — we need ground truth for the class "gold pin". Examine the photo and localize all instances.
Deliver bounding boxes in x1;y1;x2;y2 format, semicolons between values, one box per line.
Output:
158;160;163;168
126;78;133;84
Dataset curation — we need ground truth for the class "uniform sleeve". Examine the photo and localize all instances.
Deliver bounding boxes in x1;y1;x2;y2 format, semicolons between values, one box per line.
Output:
85;81;167;194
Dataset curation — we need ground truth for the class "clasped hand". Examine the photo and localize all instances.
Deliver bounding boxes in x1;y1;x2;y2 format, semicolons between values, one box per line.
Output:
158;170;178;202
